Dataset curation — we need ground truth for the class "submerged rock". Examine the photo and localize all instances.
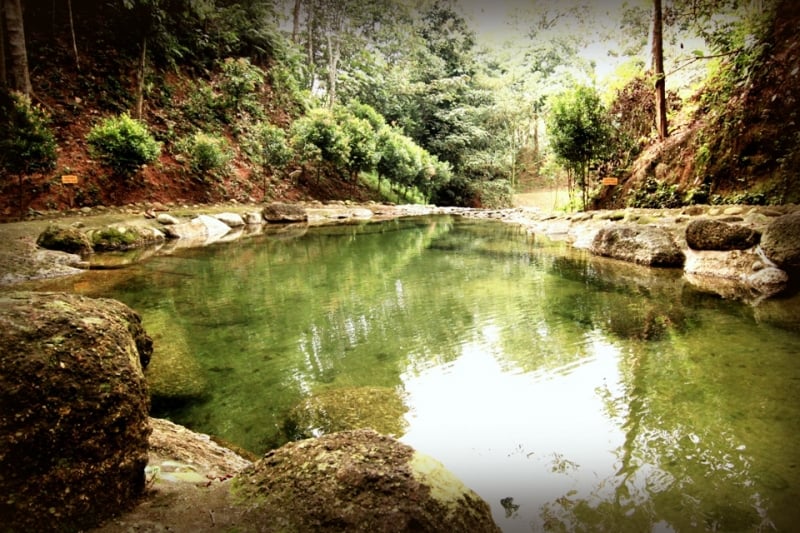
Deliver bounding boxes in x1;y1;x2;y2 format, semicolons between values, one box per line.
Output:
0;292;152;531
287;386;408;438
234;429;500;532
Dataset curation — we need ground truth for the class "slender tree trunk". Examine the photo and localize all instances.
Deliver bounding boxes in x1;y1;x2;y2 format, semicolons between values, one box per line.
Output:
306;8;315;90
3;0;31;96
135;34;147;119
652;0;667;140
291;0;301;43
67;0;79;71
0;7;7;87
326;33;339;108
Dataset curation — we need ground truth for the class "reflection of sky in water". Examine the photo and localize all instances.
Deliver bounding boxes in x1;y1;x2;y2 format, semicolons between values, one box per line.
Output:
401;325;626;531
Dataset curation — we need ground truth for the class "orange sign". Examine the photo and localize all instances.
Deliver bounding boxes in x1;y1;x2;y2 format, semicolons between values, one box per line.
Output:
601;177;619;186
61;175;79;184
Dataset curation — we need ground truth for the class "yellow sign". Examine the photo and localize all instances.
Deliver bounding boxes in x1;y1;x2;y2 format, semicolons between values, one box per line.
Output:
601;177;619;186
61;175;79;184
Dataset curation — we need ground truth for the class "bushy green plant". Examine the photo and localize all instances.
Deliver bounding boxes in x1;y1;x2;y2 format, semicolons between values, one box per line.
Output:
628;177;682;208
0;90;57;216
219;57;265;117
179;132;233;177
86;113;161;177
242;122;292;171
290;108;350;179
0;90;57;177
476;179;513;209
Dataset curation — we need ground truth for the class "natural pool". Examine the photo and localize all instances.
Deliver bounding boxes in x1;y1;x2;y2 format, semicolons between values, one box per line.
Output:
38;215;800;532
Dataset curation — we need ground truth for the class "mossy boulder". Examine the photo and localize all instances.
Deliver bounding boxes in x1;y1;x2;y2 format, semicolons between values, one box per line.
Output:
36;224;93;255
234;429;500;532
0;292;152;531
87;224;165;252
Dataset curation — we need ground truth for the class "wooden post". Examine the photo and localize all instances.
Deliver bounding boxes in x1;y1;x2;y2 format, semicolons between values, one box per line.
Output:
62;175;78;208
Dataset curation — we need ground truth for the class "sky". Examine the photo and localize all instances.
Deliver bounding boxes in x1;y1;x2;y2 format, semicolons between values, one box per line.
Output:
457;0;647;81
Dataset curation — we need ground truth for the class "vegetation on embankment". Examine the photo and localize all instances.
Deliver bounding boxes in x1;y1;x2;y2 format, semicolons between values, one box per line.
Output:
1;1;797;221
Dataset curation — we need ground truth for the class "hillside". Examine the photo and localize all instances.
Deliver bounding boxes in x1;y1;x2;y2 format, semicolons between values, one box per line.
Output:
2;1;798;220
0;3;385;220
596;0;800;209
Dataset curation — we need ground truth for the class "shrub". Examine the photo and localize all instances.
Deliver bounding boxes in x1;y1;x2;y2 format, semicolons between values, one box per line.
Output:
219;57;265;117
241;121;292;172
0;90;57;178
179;132;233;177
86;113;160;178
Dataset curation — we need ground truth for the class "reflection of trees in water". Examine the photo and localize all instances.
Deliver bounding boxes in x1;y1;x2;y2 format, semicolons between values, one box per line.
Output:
539;319;799;532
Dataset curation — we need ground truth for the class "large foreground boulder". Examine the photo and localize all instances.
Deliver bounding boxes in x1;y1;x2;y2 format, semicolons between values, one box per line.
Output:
235;429;500;532
0;292;153;532
590;225;684;267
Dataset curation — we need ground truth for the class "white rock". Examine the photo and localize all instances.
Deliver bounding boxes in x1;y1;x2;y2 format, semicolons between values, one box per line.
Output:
213;212;245;228
157;213;180;225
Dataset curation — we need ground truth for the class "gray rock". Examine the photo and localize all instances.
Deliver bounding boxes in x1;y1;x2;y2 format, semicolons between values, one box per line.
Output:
0;292;151;531
262;202;308;223
685;218;760;251
244;211;264;225
760;210;800;271
590;225;684;267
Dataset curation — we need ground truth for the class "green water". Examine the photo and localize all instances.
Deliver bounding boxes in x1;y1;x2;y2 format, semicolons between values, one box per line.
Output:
40;216;800;532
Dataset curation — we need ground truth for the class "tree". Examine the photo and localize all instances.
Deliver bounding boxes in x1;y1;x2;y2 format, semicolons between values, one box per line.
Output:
652;0;668;140
2;0;31;96
0;90;57;217
290;107;350;182
546;85;611;210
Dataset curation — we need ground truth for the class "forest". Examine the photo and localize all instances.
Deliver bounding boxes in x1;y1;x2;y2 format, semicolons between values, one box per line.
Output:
1;0;798;216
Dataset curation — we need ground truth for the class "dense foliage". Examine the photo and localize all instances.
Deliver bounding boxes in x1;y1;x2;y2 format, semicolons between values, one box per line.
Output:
1;0;793;211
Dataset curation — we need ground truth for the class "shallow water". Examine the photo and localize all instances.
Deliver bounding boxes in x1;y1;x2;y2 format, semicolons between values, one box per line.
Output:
37;216;800;532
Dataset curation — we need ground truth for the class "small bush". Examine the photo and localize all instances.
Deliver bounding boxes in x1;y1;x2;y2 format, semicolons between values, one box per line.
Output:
179;132;233;177
0;90;57;177
86;113;161;178
241;121;292;172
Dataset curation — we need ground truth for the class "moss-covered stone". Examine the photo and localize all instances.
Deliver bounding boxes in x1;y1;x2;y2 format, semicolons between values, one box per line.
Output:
36;224;93;255
233;429;500;532
0;292;152;532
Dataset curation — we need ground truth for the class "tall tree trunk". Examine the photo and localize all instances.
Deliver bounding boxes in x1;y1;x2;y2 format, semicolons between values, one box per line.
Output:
3;0;31;96
67;0;79;71
292;0;301;43
652;0;668;140
0;7;7;86
135;34;147;119
326;33;339;108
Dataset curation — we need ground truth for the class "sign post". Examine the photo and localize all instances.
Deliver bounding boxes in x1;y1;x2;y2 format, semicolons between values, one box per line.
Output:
61;175;78;207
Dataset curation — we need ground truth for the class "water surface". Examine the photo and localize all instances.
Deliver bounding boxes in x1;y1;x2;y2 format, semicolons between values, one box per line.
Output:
38;216;800;532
